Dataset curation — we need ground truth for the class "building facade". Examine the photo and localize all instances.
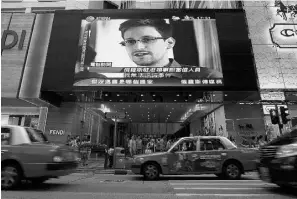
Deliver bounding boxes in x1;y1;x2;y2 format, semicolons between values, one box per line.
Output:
2;1;296;147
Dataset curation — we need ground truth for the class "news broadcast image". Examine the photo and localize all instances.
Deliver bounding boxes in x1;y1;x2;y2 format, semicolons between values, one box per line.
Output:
74;15;224;87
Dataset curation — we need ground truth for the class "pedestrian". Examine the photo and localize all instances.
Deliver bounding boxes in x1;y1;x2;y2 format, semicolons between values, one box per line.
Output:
108;145;114;168
104;145;108;169
128;135;136;157
136;136;143;154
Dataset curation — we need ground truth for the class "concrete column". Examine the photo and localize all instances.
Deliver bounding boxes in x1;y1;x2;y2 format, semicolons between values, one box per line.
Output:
37;107;48;132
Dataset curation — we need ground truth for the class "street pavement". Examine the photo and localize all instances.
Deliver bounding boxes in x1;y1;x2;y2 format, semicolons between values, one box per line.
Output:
2;173;297;199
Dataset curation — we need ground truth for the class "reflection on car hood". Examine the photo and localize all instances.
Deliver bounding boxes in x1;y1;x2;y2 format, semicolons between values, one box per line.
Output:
134;152;167;158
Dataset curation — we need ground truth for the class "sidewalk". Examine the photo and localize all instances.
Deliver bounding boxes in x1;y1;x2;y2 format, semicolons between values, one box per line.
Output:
76;157;131;175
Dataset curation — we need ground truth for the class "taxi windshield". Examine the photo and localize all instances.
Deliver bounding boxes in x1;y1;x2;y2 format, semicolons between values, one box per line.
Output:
221;137;237;149
168;140;180;152
25;128;48;143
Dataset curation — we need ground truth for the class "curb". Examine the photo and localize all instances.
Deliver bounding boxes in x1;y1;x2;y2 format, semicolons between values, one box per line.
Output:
75;169;133;175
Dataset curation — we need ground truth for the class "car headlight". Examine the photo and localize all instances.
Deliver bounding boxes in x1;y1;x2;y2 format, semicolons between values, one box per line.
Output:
53;156;63;162
276;143;297;158
134;157;144;163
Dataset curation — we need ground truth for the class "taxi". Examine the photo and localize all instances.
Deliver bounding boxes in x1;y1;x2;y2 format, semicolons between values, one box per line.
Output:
130;136;259;180
1;125;80;190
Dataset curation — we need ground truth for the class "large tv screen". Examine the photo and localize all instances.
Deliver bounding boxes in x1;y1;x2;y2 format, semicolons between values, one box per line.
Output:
42;9;258;92
74;14;224;87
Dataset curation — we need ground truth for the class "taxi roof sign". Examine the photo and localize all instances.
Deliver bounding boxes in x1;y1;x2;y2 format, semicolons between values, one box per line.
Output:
105;112;126;119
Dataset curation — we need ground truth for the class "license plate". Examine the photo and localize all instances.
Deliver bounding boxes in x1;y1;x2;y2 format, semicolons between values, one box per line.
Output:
259;167;270;182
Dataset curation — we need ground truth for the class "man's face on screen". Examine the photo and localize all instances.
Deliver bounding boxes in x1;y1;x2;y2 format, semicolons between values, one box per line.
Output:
123;26;174;67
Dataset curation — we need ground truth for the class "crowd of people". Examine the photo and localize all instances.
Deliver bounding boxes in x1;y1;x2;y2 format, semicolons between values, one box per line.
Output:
66;135;91;166
125;135;180;156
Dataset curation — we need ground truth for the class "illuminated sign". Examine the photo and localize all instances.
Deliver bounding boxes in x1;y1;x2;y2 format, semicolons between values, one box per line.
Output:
260;92;285;101
270;0;297;48
74;12;224;87
1;30;26;50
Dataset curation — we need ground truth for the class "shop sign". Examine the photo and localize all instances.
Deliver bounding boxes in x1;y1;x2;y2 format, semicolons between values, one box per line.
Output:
49;130;65;136
260;92;285;101
1;30;26;50
270;1;297;48
262;104;288;115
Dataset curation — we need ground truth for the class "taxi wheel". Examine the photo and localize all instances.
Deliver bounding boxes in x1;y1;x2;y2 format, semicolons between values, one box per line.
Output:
223;162;241;180
143;163;160;181
1;164;22;190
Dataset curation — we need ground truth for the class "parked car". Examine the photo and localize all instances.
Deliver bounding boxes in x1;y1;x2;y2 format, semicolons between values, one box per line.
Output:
129;136;259;180
1;125;80;190
257;129;297;188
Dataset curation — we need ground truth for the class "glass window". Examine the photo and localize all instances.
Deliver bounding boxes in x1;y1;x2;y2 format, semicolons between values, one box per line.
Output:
1;127;11;145
25;128;48;143
175;139;197;152
212;139;225;150
220;137;237;149
200;139;225;151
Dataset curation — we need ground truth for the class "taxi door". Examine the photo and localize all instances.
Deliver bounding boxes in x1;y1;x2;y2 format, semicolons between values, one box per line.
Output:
167;138;198;174
193;138;226;174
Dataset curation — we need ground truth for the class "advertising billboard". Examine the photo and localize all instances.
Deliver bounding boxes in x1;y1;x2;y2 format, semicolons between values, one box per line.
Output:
42;9;258;91
74;14;223;87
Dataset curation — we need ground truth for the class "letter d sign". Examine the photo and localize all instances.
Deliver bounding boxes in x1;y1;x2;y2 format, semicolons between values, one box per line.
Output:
1;30;26;51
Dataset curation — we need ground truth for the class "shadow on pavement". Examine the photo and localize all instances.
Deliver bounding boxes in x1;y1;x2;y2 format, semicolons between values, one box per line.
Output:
7;181;74;191
265;186;297;198
131;175;257;181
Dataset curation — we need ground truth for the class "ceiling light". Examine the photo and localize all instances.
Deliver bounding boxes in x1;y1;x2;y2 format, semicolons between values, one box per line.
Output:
141;94;144;96
153;94;156;96
174;100;177;102
177;94;180;96
152;100;155;102
225;94;228;96
120;100;123;102
117;94;120;96
109;100;112;101
189;94;192;96
185;100;188;102
142;100;144;102
105;94;108;96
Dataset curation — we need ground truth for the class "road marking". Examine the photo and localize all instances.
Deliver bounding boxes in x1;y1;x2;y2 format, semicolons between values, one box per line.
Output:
170;180;261;182
176;193;279;197
170;183;273;186
174;187;263;190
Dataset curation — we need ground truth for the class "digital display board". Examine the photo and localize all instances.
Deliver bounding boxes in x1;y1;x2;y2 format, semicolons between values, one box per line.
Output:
42;9;258;92
74;14;224;87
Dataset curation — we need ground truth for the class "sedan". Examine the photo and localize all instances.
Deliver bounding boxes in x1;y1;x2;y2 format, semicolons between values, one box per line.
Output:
1;125;80;190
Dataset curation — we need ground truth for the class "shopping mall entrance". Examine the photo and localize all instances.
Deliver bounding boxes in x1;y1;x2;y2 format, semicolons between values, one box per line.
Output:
45;90;262;169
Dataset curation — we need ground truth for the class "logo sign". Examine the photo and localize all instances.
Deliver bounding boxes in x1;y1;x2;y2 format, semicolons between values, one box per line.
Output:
274;0;297;21
269;23;297;48
270;0;297;48
105;112;126;119
260;92;285;101
49;130;65;136
1;30;26;50
262;105;288;115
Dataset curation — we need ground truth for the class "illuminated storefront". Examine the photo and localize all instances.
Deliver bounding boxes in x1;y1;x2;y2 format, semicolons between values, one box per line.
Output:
244;0;297;137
